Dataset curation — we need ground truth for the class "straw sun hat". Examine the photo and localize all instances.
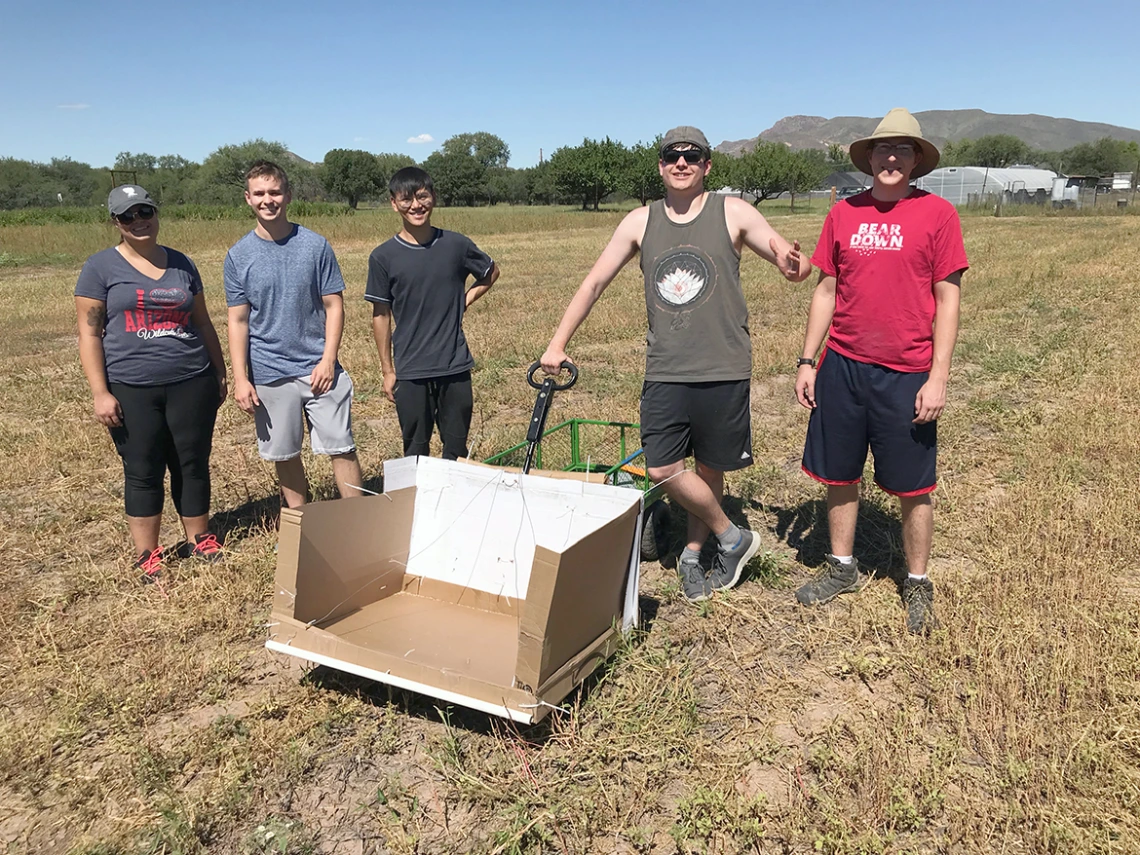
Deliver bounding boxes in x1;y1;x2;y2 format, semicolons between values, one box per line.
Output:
849;108;940;179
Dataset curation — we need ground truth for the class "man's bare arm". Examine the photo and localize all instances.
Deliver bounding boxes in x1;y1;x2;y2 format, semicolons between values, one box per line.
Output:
914;271;962;424
794;272;838;409
466;262;499;308
371;302;397;403
725;196;812;282
540;207;648;373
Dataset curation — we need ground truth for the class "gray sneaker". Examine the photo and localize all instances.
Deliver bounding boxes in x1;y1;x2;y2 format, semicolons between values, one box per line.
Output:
678;557;711;602
709;529;760;593
902;576;937;634
795;555;862;606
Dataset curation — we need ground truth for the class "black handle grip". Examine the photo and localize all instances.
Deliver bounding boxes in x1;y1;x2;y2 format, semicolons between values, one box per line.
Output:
527;360;578;391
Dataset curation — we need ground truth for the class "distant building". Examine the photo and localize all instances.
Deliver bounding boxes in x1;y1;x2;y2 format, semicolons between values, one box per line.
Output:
914;166;1057;205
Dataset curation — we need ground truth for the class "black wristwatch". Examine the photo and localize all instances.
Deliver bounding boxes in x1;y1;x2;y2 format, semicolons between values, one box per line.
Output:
797;357;815;368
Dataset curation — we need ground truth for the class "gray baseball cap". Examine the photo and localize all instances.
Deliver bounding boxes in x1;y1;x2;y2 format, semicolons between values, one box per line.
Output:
107;184;158;216
659;126;711;158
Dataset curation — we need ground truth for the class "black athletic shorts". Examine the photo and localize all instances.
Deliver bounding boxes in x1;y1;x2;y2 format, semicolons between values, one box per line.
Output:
802;349;937;496
639;379;753;471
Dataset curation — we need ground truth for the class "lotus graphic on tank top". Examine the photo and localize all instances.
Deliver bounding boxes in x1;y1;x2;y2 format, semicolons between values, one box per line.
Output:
653;249;711;307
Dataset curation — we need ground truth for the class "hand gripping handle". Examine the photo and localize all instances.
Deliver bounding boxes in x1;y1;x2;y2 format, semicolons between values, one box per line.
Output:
527;360;578;391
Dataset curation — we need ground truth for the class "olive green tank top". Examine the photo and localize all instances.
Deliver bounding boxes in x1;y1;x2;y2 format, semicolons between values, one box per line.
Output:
639;193;751;382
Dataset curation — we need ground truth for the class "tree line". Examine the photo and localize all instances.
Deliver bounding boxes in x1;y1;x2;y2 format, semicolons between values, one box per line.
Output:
2;131;1138;212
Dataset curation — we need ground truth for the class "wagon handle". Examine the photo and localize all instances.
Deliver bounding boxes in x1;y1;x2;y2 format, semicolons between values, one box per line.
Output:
527;360;578;391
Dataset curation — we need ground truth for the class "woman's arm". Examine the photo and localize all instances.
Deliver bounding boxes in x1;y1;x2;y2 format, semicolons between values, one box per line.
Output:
75;296;122;427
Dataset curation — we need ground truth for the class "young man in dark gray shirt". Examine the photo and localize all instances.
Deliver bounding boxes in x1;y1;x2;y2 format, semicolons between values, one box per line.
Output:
366;167;500;460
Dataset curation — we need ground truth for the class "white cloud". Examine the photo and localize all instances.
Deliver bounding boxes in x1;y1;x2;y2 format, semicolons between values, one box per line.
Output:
407;134;434;144
353;136;368;143
57;103;90;110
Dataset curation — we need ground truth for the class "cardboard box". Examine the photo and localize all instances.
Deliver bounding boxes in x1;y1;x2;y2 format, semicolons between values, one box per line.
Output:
266;456;643;723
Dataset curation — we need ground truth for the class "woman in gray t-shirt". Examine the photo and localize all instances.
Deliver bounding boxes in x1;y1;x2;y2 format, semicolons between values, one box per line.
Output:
75;185;228;581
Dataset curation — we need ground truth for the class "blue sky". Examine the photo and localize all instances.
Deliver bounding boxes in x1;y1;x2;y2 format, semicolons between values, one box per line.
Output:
2;0;1136;169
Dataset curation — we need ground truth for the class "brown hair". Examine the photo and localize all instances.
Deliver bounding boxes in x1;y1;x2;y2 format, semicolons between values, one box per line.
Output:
245;160;291;193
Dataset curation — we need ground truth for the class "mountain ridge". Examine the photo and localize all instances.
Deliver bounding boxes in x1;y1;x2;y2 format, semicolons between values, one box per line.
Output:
716;110;1140;155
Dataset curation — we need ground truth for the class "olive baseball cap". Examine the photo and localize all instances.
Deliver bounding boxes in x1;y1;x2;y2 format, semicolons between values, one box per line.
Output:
107;184;158;216
659;126;711;158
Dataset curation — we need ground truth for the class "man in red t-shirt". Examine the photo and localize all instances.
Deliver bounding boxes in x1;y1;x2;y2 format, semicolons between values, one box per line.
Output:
793;108;968;633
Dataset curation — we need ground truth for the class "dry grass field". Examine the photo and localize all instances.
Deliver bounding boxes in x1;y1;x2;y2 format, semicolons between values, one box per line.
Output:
0;205;1138;854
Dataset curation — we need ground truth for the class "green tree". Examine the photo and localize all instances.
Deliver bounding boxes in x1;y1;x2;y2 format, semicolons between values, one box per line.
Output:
735;141;794;203
321;149;382;208
114;152;158;172
421;149;486;206
0;158;51;208
826;142;854;171
622;139;666;205
787;149;830;207
44;157;104;207
375;153;417;195
969;134;1031;168
1058;137;1139;176
193;139;289;203
523;162;556;205
549;137;632;210
705;150;738;194
941;139;974;167
441;132;510;170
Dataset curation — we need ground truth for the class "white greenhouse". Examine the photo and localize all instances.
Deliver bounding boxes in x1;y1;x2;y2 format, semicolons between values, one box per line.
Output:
914;166;1058;205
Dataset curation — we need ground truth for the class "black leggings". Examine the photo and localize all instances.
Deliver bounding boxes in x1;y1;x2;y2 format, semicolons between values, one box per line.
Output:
108;372;219;518
393;371;473;460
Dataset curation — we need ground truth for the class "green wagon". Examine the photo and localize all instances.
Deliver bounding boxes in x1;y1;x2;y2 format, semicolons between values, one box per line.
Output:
483;363;672;562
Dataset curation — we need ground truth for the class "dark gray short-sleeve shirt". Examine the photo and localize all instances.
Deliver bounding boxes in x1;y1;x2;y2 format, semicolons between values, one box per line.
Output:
74;246;211;385
364;229;493;380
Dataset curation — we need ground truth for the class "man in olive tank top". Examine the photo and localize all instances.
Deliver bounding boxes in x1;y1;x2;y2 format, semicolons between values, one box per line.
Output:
541;126;813;602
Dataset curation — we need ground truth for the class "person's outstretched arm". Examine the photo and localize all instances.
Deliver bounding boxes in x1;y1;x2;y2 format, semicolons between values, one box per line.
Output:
540;207;647;374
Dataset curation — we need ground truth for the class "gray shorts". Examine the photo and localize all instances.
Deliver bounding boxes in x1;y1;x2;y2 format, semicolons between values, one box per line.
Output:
253;370;356;461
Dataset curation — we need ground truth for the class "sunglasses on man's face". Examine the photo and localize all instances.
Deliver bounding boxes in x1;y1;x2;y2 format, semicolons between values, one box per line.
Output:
116;206;156;224
662;149;706;166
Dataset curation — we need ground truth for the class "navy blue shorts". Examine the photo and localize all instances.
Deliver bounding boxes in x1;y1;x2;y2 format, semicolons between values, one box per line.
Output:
640;379;753;472
802;349;937;496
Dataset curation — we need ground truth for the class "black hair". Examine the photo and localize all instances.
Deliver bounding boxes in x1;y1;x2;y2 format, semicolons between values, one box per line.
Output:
389;166;434;199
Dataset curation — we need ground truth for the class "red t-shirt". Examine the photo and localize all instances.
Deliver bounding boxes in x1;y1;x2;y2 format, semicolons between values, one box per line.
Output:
810;189;968;372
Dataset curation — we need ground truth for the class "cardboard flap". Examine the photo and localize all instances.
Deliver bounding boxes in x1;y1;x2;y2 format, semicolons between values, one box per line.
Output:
288;492;414;626
515;502;640;690
397;457;640;602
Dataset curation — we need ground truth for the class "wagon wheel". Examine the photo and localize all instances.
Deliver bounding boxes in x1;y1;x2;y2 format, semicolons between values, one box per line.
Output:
640;500;672;562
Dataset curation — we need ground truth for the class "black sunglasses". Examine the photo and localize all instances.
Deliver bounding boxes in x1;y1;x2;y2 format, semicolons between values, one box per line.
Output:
662;149;706;165
116;206;156;224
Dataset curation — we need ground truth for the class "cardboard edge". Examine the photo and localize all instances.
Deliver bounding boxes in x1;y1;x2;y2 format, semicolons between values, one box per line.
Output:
534;623;623;707
266;639;536;724
461;458;606;483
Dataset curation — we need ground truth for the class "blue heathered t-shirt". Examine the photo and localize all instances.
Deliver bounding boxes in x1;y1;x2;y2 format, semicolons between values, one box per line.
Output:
223;224;346;384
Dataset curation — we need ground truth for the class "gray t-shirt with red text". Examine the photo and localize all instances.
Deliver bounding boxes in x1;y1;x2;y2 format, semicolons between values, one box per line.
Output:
74;246;211;385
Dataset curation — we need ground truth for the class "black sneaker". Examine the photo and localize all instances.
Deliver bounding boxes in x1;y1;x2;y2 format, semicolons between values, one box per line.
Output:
708;529;760;593
902;576;937;634
177;532;224;563
794;555;862;606
678;556;711;602
135;546;165;584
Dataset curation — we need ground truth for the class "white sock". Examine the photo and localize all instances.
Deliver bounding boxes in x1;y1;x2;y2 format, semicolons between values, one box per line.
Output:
832;555;854;565
908;573;927;581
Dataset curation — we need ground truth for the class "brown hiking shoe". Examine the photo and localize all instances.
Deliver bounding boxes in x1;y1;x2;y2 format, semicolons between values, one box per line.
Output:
795;555;862;606
902;576;936;634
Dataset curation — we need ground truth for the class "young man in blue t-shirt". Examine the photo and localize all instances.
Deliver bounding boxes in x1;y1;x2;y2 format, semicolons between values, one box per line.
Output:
366;167;500;460
225;160;364;508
